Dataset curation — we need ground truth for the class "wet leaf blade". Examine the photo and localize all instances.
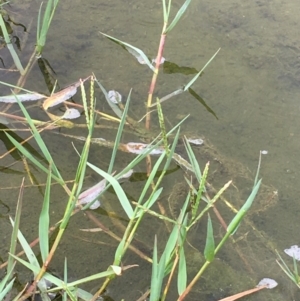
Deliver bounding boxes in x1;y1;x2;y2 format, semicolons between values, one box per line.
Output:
177;246;187;295
183;48;220;91
227;179;262;234
39;166;51;262
165;0;192;33
0;276;15;300
108;89;132;174
86;164;134;219
100;32;155;72
95;78;123;118
12;96;63;182
9;218;40;271
0;93;45;103
204;214;215;262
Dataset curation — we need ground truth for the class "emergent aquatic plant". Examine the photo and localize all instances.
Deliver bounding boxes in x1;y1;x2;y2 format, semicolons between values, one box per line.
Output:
0;1;279;301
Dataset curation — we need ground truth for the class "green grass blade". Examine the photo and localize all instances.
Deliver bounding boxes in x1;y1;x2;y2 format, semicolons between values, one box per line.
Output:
254;150;263;187
0;14;24;73
292;256;299;283
192;162;209;221
76;289;93;301
95;78;123;118
227;179;262;235
150;236;167;301
9;217;40;270
0;261;15;294
80;77;90;126
276;252;299;286
5;133;63;184
10;96;63;182
184;138;201;182
48;270;115;290
37;1;52;47
183;48;221;91
9;218;51;296
142;187;163;210
7;179;24;275
162;0;167;21
63;258;68;301
36;0;60;54
165;0;192;33
136;152;166;208
157;251;167;296
100;32;155;72
0;276;15;300
177;215;188;295
108;89;132;174
163;196;190;274
39;166;51;262
204;214;215;262
150;236;159;301
7;257;64;290
86;163;134;219
177;246;187;295
114;237;126;263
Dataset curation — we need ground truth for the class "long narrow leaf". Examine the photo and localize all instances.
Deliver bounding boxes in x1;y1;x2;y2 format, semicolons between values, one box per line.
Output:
136;151;166;209
0;277;15;300
11;96;63;181
108;89;132;174
86;164;134;219
165;0;192;33
227;179;262;235
95;79;123;118
9;218;40;271
184;138;201;182
0;14;24;73
183;48;221;91
177;246;187;295
5;133;63;184
7;179;24;275
100;32;155;72
150;236;159;301
39;166;51;262
204;214;215;262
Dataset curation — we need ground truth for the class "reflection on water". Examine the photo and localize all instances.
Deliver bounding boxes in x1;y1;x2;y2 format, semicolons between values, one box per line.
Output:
1;0;300;300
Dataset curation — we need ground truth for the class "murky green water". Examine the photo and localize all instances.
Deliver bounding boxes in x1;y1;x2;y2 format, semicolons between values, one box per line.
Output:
1;0;300;300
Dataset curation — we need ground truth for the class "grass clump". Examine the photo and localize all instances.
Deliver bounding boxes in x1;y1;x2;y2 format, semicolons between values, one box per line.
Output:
0;1;282;301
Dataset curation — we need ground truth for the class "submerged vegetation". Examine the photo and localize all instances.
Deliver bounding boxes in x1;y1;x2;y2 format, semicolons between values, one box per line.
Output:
0;0;296;300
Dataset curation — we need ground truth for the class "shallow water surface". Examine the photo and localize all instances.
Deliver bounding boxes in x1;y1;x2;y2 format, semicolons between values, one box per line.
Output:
1;0;300;300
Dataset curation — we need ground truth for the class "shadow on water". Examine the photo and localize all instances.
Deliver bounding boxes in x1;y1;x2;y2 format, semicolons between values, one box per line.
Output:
1;0;300;300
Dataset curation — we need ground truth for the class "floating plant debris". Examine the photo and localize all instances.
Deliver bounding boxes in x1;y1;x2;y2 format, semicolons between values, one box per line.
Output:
257;278;278;289
186;137;204;146
43;76;90;110
62;108;81;119
0;92;45;103
152;56;166;65
125;142;164;155
108;90;122;104
284;245;300;260
77;178;106;210
217;278;278;301
125;46;148;64
117;169;133;182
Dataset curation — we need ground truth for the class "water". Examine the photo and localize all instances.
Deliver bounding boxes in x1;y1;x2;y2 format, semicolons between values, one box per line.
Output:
1;0;300;300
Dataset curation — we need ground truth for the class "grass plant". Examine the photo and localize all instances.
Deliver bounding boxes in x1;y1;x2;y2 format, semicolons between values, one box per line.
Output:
0;1;280;301
276;250;300;289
